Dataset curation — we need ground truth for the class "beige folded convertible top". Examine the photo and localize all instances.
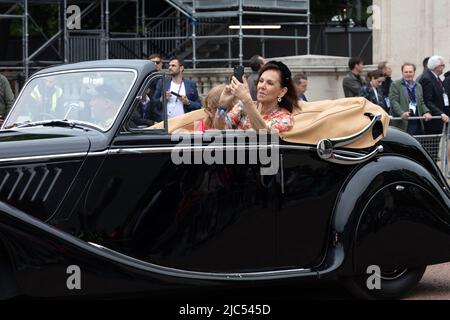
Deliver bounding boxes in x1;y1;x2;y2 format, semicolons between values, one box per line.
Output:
282;97;390;149
149;97;389;150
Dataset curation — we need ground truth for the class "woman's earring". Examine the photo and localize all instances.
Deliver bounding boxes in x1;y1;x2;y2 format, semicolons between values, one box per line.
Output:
277;96;282;102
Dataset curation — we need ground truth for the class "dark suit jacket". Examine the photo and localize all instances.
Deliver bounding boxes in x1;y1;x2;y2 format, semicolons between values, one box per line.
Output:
419;69;448;134
359;84;387;112
444;71;450;100
343;72;365;97
152;77;202;122
247;71;259;101
380;76;392;98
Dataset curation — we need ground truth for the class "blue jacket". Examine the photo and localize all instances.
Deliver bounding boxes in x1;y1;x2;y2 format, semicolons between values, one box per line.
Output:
151;77;202;121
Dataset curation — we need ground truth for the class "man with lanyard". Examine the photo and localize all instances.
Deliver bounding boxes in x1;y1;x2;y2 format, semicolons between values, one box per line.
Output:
419;55;450;134
152;56;201;121
389;63;432;135
404;77;421;135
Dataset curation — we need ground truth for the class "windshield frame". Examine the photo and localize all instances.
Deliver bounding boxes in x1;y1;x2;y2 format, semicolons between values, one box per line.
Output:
2;67;138;132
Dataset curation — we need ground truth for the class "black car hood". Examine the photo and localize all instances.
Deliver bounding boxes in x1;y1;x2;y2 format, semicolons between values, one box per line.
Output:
0;127;91;159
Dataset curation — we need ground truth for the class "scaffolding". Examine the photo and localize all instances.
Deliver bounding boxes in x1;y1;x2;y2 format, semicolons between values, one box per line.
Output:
165;0;311;67
0;0;311;79
0;0;143;81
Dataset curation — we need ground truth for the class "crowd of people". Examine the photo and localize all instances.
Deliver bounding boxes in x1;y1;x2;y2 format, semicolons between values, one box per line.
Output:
1;52;449;137
138;53;310;133
143;52;449;137
343;55;450;136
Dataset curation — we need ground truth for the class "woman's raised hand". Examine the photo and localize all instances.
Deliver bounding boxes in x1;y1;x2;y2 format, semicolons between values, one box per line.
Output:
230;75;252;103
218;84;235;109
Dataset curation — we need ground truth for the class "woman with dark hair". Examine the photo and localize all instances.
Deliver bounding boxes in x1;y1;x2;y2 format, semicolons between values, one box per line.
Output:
359;69;388;112
213;61;297;133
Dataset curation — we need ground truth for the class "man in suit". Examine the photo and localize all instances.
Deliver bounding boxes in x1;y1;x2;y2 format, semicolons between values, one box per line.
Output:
389;63;432;135
378;61;392;108
444;70;450;99
343;57;365;98
247;55;265;101
416;57;430;84
419;55;449;134
293;72;308;102
152;56;202;121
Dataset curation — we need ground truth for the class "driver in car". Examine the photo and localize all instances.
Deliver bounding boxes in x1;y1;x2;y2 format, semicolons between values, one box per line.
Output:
88;84;121;129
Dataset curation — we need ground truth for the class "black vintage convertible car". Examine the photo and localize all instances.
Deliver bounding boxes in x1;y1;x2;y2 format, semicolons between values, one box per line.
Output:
0;59;450;300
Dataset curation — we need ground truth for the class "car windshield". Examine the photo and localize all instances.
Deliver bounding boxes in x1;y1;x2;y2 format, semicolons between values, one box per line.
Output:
3;69;136;131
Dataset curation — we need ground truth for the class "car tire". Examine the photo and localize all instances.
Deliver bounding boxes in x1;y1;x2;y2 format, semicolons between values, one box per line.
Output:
344;266;426;300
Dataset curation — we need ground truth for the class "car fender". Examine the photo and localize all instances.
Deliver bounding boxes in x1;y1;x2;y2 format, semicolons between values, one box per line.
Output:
326;155;450;276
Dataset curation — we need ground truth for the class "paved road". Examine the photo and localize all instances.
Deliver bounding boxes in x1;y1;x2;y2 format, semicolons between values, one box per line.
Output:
404;263;450;300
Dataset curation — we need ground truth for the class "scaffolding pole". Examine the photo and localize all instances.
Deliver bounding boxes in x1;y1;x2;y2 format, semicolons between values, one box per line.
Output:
105;0;109;59
307;7;311;55
238;0;243;66
192;1;196;68
63;0;68;63
22;0;28;80
141;0;147;57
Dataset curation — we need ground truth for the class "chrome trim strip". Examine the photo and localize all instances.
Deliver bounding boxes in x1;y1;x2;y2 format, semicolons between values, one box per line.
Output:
43;168;62;202
0;145;372;164
327;145;384;165
0;152;87;164
32;168;49;202
87;150;109;157
87;242;309;279
107;144;313;155
280;145;316;152
333;149;370;157
0;172;10;192
109;145;279;154
20;169;36;201
8;170;24;200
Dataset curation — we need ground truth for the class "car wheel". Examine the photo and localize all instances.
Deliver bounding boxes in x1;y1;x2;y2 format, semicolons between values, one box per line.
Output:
344;266;426;300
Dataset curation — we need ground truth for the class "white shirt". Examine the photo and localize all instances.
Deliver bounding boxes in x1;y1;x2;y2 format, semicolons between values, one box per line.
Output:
167;81;186;118
372;85;379;104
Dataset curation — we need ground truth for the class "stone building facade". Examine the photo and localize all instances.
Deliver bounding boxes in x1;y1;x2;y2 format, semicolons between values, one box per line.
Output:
373;0;450;79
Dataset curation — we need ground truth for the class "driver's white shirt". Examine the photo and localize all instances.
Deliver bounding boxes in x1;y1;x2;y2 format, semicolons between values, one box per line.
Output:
167;81;186;118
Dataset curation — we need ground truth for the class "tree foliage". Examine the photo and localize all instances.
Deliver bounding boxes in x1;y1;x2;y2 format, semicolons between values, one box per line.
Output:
311;0;373;25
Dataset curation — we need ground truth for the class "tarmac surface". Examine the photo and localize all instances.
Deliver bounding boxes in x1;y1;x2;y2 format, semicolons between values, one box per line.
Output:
404;262;450;300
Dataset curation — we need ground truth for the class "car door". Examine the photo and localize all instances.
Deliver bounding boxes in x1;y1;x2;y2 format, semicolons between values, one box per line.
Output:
277;143;355;269
83;76;278;273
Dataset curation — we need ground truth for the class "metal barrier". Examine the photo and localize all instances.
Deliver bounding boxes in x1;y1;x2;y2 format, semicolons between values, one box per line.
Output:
390;116;449;177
